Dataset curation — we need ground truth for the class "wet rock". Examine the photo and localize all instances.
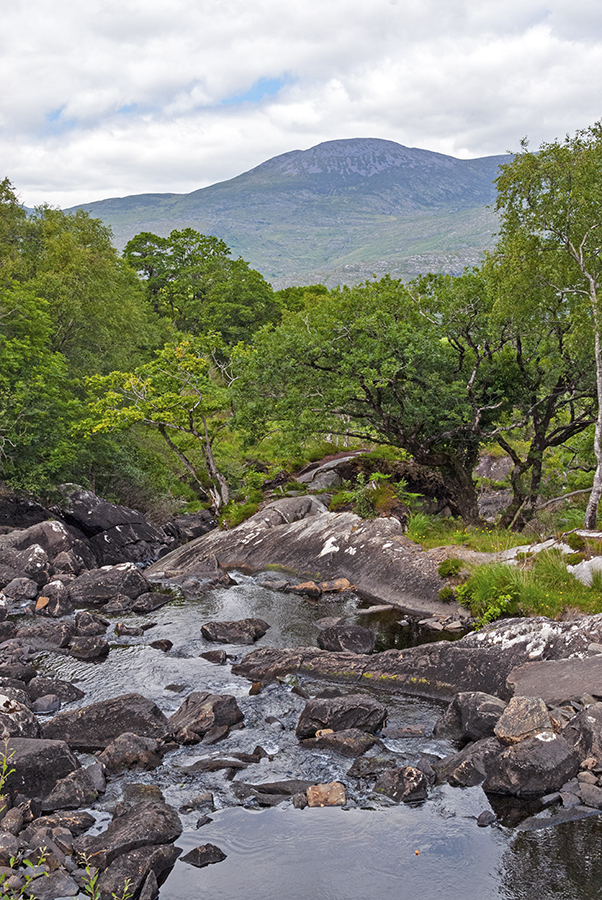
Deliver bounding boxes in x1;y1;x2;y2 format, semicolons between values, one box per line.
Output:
70;563;151;607
578;782;602;809
435;737;503;788
288;581;322;598
434;692;508;744
0;807;23;835
42;693;169;751
102;594;136;614
73;799;182;869
317;623;376;654
42;766;103;811
300;728;378;757
181;844;226;868
195;815;213;828
114;623;144;637
168;692;244;744
181;757;248;774
36;580;74;618
4;738;80;800
232;780;314;807
494;696;553;745
27;677;85;704
16;618;75;649
0;695;40;738
477;810;497;827
200;649;228;664
32;694;61;714
98;733;163;772
201;618;270;645
483;733;580;797
67;636;110;660
74;610;109;636
374;766;428;803
97;843;181;900
2;577;38;602
296;694;387;739
306;782;346;807
179;792;215;813
131;592;174;614
150;639;173;652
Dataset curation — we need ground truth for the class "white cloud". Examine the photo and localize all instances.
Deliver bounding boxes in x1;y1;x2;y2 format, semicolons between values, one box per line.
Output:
3;0;602;206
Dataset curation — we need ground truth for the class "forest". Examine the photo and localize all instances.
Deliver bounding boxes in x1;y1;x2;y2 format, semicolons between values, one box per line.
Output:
3;122;602;554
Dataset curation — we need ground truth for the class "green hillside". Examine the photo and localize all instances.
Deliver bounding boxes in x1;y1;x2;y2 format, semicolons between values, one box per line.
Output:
70;138;507;286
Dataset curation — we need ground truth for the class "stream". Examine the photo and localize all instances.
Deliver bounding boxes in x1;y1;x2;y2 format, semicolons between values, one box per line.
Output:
33;574;602;899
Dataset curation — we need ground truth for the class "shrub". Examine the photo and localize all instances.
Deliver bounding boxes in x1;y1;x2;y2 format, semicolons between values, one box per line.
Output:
438;558;462;578
438;586;456;603
566;532;586;552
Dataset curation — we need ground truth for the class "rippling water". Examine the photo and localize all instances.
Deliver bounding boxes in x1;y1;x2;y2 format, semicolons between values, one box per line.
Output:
33;573;602;899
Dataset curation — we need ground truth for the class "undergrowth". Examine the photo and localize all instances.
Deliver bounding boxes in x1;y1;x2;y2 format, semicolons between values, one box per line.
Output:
406;512;530;553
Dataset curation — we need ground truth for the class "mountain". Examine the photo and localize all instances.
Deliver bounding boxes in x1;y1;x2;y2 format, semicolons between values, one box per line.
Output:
70;138;509;287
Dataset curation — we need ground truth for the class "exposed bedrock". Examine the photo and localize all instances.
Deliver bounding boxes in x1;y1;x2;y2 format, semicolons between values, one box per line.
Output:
233;614;602;702
146;497;457;617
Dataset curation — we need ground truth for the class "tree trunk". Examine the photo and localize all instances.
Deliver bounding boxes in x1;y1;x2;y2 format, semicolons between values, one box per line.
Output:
438;456;482;523
200;416;230;512
585;329;602;528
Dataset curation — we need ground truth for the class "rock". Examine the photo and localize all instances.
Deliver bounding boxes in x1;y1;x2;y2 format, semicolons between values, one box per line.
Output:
74;610;109;636
16;618;75;649
27;677;85;704
42;766;102;811
168;692;244;744
32;694;61;714
321;578;354;593
96;843;181;900
67;636;110;660
0;832;18;866
182;757;248;774
3;738;80;799
494;696;553;745
69;563;151;607
2;577;38;602
477;810;497;827
299;728;378;757
435;738;504;788
114;623;144;637
317;623;376;654
98;733;163;772
145;497;452;617
0;544;53;586
57;487;170;565
23;869;79;899
374;766;428;802
53;550;85;575
0;808;23;835
201;618;270;645
508;657;602;705
578;782;602;809
0;695;40;738
181;844;227;868
11;519;90;564
27;810;95;835
179;792;215;813
434;692;508;744
563;703;602;759
295;694;387;739
0;565;20;591
150;640;173;652
166;511;217;543
36;580;74;617
139;870;159;900
73;799;182;869
148;553;234;595
131;592;174;613
42;693;169;751
306;782;346;807
288;581;322;598
483;733;580;797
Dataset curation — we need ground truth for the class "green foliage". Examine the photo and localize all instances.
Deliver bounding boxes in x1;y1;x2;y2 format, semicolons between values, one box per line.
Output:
566;532;586;552
329;472;409;519
438;585;456;603
437;558;462;578
124;228;280;344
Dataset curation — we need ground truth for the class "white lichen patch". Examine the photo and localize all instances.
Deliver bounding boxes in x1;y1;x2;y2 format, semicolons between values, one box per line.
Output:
319;537;340;557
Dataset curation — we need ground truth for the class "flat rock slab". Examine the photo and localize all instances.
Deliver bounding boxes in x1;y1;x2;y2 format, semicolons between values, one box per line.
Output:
508;657;602;705
4;738;80;799
146;497;457;617
74;800;182;869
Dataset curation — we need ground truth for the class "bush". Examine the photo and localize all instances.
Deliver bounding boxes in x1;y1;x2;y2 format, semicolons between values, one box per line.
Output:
566;532;586;552
438;586;456;603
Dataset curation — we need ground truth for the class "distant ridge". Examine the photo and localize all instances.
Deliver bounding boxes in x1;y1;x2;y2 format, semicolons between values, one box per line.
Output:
70;138;508;287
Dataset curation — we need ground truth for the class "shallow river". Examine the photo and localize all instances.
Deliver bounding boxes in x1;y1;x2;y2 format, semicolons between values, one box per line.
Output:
34;575;602;899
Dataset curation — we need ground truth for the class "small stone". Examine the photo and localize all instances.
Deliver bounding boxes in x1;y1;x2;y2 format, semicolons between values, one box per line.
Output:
32;694;61;714
150;640;173;652
477;810;496;827
249;682;261;696
292;792;308;809
114;623;144;637
306;782;346;807
200;650;227;665
582;757;599;770
195;815;213;828
577;771;598;784
181;844;226;868
560;792;582;808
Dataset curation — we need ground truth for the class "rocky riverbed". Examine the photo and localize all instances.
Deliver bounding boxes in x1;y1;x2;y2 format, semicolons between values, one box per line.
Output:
2;489;602;898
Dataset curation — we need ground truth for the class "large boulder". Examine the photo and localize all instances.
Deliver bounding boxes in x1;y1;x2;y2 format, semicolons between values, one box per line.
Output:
98;733;163;772
145;497;454;617
317;623;376;654
69;564;151;607
42;693;169;750
97;843;181;900
374;766;428;802
435;737;503;788
168;692;244;744
563;703;602;760
482;733;580;797
27;676;85;704
434;691;507;744
74;800;182;869
493;696;553;745
10;520;95;569
57;487;171;565
3;738;80;799
0;695;40;738
296;694;387;739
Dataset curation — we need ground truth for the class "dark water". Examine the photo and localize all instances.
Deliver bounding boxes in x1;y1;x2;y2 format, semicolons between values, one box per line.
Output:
35;574;602;899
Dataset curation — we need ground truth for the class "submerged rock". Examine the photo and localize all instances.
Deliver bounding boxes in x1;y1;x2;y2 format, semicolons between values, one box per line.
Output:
317;623;376;654
201;618;270;645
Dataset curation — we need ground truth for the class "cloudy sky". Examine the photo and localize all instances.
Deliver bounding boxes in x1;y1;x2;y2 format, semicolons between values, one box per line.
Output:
3;0;602;208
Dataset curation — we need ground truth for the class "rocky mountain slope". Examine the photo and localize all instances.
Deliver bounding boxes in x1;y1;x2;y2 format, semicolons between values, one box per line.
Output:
70;138;508;286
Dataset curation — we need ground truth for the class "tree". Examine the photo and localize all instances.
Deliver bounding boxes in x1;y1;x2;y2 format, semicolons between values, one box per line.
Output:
88;337;233;511
123;228;280;344
495;124;602;528
236;274;518;522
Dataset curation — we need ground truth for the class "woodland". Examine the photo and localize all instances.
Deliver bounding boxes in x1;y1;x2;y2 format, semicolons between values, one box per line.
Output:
3;123;602;542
